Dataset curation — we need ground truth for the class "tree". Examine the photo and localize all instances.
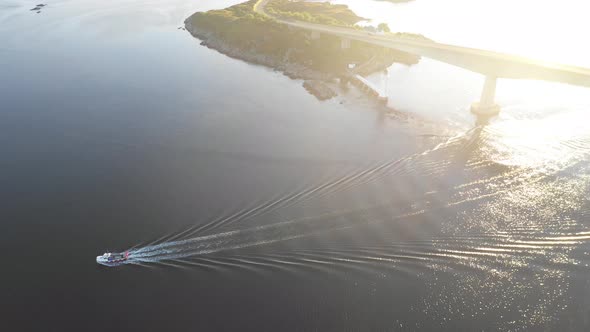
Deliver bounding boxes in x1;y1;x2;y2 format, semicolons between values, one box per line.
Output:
377;23;390;33
364;25;376;32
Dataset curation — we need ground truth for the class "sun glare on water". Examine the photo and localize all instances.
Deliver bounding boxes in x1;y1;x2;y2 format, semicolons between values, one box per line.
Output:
346;0;590;169
484;108;590;170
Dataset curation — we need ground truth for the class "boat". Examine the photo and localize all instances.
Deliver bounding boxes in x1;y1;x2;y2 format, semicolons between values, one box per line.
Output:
96;251;129;266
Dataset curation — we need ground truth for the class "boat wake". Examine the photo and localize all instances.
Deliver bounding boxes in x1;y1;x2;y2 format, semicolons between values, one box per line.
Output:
98;122;590;269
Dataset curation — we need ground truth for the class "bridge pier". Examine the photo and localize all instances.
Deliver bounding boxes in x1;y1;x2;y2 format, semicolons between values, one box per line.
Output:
351;74;388;104
471;76;500;116
378;70;389;104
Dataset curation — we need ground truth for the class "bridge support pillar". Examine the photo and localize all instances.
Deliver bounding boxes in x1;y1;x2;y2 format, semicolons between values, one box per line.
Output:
310;31;320;40
378;70;389;105
471;76;500;116
340;38;351;49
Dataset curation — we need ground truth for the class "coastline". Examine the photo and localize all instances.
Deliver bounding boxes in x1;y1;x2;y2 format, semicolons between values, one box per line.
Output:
183;0;421;101
184;21;335;81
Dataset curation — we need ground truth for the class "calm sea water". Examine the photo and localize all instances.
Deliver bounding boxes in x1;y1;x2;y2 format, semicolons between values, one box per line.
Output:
1;1;589;331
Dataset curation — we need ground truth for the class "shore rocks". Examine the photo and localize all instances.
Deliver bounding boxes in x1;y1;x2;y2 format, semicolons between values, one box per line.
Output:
30;3;46;13
185;22;338;102
303;80;337;101
185;23;334;82
184;19;394;102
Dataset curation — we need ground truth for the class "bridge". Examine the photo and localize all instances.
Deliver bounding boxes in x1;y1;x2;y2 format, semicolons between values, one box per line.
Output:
254;0;590;116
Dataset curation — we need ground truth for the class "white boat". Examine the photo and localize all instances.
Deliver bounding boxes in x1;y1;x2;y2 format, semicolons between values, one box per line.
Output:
96;251;129;266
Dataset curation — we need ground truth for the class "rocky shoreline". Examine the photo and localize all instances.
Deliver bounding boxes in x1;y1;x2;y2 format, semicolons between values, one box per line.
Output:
184;7;411;103
185;20;336;82
303;80;337;100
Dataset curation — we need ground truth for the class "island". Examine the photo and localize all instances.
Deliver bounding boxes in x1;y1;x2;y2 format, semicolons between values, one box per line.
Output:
184;0;427;100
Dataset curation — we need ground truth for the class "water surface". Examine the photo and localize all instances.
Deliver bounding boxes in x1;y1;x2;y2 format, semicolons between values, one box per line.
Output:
1;1;589;331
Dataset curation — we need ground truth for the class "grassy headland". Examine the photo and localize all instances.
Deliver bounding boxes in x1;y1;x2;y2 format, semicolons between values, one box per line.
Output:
184;0;423;98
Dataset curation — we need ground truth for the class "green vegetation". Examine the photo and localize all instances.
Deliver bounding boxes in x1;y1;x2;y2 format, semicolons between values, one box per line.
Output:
187;2;274;47
265;0;364;27
377;23;391;33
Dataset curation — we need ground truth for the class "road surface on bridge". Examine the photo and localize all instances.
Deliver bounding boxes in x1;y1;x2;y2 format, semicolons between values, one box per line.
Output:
254;0;590;88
